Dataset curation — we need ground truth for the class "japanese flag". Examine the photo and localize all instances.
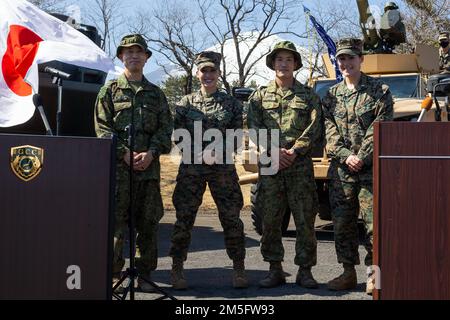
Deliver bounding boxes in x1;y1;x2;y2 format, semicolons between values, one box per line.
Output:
0;0;114;127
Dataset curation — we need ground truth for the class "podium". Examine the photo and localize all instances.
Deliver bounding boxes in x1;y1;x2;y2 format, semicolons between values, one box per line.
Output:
373;122;450;300
0;134;115;299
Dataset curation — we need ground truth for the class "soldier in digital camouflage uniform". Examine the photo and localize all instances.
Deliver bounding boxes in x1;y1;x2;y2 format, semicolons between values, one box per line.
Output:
94;34;173;293
169;51;248;290
322;38;393;294
438;32;450;73
247;41;323;289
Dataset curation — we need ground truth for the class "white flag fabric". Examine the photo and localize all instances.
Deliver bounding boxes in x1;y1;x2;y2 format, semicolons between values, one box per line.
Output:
0;0;115;127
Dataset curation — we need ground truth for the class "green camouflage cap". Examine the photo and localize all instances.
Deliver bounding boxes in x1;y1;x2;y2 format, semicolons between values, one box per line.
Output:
116;34;152;58
438;32;449;42
195;51;222;70
336;38;363;57
266;41;302;70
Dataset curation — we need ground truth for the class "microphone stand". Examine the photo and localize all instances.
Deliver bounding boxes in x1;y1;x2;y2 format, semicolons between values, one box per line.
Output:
50;75;63;136
111;87;176;301
44;66;70;136
33;94;53;136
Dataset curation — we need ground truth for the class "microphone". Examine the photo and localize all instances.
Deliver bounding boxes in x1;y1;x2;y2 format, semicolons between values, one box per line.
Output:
44;66;71;80
33;94;53;136
417;96;433;122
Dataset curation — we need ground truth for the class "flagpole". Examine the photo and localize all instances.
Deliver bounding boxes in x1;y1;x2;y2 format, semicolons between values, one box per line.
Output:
306;10;314;84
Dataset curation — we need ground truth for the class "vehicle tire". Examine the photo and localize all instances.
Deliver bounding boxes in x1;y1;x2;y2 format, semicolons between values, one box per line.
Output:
316;180;332;221
250;183;291;236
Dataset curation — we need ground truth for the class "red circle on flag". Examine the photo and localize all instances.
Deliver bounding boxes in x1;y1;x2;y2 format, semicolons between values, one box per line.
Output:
1;25;43;96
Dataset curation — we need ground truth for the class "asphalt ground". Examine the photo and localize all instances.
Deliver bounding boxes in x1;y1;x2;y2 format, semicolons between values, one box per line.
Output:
116;210;372;301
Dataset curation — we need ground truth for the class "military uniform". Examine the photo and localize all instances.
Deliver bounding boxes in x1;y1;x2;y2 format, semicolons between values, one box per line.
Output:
95;35;173;278
322;39;394;268
438;32;450;73
169;52;246;277
169;90;246;262
247;41;322;274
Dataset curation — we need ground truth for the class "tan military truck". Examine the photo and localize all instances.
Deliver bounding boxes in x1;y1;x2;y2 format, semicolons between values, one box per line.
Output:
237;0;442;235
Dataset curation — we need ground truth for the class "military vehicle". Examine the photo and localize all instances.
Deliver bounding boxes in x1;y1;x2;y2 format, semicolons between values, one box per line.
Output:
237;0;442;235
419;72;450;122
0;14;107;137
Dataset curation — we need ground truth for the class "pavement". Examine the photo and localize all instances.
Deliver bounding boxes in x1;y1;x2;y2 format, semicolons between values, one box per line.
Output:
116;210;372;301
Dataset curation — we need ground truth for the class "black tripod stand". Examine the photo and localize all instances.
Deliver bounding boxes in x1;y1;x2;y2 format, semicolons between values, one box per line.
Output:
44;66;71;136
111;98;176;301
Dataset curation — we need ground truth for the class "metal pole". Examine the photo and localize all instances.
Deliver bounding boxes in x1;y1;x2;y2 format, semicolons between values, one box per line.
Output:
56;78;63;136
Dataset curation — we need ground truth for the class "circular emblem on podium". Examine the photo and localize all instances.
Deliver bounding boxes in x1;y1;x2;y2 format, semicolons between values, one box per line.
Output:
10;145;44;182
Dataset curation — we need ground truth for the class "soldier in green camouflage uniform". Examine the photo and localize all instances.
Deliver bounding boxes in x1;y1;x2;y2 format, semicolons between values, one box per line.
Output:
169;51;248;290
247;41;323;289
94;34;173;293
438;32;450;73
322;38;393;294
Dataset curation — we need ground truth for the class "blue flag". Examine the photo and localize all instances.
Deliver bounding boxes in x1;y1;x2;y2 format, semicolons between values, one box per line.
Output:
303;5;342;82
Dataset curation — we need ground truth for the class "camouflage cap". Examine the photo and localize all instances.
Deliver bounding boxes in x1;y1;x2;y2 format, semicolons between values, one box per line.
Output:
438;32;449;42
195;51;222;71
116;34;152;58
336;38;363;57
384;1;399;10
266;41;302;70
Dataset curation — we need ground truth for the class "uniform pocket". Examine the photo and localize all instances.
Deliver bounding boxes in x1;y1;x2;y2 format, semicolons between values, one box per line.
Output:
141;104;159;133
289;101;310;130
356;103;376;130
183;108;205;133
113;103;132;131
113;102;131;113
185;109;204;121
261;102;280;125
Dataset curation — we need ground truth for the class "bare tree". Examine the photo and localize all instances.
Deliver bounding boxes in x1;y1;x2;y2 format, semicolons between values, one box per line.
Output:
198;0;306;93
29;0;65;12
130;1;208;95
84;0;124;58
402;0;450;47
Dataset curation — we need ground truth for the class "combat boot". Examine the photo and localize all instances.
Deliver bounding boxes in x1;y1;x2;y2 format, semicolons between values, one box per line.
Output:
296;267;319;289
327;263;357;291
171;258;188;290
366;267;375;295
232;260;249;289
137;272;157;293
258;262;286;288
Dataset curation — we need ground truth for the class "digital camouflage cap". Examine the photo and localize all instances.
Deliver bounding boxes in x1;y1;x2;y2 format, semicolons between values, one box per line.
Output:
195;51;222;71
266;41;302;70
336;38;363;57
116;34;152;58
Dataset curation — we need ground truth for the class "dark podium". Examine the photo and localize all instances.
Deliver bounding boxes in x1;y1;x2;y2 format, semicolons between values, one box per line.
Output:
373;122;450;300
0;134;115;299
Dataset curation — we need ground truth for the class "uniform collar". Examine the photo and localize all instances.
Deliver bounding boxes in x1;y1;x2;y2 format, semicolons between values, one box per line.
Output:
117;73;153;91
199;89;219;98
267;79;304;96
337;72;369;96
194;89;223;102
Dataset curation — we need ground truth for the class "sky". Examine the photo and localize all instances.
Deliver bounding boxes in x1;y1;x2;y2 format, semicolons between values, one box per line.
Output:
54;0;394;76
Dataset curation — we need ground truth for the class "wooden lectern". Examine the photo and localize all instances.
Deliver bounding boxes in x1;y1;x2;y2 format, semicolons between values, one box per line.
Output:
373;122;450;300
0;134;115;300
